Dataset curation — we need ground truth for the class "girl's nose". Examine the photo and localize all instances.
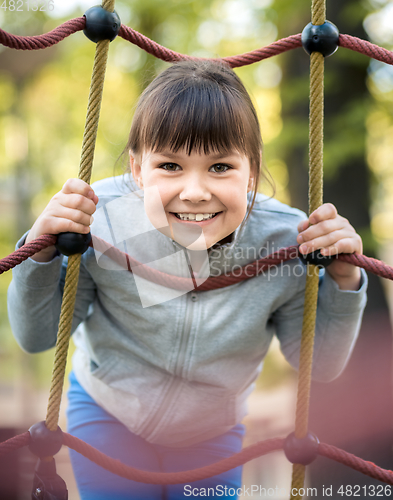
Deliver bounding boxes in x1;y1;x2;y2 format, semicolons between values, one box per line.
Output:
179;176;212;203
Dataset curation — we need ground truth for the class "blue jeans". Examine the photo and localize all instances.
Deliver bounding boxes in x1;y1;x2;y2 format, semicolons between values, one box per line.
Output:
66;371;245;500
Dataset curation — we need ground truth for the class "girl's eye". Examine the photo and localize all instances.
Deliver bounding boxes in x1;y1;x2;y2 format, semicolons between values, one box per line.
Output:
210;164;231;173
159;163;181;171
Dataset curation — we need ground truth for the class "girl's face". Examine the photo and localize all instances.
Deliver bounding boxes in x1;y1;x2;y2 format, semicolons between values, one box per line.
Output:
130;148;254;250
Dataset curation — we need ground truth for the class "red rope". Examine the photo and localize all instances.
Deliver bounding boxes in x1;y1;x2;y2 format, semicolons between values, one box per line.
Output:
337;253;393;280
90;234;300;291
319;443;393;485
223;35;302;68
0;18;392;71
339;34;393;66
63;432;283;484
0;19;301;65
2;234;393;289
118;25;302;67
3;430;393;487
90;236;393;289
0;18;85;50
0;235;57;275
0;432;30;458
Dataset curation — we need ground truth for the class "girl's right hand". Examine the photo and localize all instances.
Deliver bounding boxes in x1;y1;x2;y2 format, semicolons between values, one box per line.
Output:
25;179;99;262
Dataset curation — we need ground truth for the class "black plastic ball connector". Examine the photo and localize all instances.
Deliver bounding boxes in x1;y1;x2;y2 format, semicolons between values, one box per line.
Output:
298;249;335;268
284;431;320;466
29;421;63;459
83;5;121;43
302;21;339;57
55;232;92;256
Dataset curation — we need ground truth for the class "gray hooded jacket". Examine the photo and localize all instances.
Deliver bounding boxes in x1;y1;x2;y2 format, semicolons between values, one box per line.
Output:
8;175;367;447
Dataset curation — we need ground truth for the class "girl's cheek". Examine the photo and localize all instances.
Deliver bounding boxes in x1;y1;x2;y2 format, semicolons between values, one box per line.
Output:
143;186;169;230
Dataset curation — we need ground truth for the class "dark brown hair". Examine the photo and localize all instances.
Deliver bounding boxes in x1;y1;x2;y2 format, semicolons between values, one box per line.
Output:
125;59;268;220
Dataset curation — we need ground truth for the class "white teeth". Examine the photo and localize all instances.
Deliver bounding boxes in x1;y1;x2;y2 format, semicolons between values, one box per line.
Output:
176;212;216;221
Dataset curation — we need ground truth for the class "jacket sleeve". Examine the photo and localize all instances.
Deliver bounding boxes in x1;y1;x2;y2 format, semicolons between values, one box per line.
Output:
7;232;97;354
272;267;368;382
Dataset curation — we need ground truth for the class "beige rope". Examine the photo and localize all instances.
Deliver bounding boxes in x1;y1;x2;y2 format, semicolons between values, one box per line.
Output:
45;0;115;432
290;463;306;500
289;1;325;498
312;0;326;26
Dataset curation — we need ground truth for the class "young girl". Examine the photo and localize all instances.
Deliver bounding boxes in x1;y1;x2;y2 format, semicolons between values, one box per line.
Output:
8;60;367;500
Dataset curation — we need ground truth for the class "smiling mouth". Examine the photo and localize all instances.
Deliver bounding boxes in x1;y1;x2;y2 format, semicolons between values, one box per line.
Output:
171;212;221;222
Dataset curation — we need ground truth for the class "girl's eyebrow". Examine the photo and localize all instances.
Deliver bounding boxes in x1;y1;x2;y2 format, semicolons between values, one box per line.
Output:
153;151;242;160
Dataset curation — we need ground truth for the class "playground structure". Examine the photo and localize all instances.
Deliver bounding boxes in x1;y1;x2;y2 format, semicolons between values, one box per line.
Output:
1;0;393;499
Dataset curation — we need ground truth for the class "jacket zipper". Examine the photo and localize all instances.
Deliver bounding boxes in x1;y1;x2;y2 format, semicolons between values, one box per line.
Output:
142;290;195;438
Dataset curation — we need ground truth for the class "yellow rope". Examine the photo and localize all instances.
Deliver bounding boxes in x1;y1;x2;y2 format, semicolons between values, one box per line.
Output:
290;464;306;500
311;0;325;25
289;0;325;497
308;52;324;213
45;1;115;432
294;265;320;436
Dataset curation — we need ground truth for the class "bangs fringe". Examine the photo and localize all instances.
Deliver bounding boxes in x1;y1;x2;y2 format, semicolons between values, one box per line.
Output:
144;84;250;157
130;73;260;164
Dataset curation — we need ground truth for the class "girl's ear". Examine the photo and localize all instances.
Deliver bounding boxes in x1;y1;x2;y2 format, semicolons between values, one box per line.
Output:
129;152;143;189
247;172;255;193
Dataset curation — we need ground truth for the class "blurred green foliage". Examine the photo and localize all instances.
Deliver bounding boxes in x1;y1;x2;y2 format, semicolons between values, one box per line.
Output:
0;0;287;397
0;0;391;401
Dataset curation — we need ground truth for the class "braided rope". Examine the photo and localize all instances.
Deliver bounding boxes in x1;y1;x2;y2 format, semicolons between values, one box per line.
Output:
0;18;85;50
2;234;393;289
290;0;326;497
311;0;326;26
63;433;284;484
3;430;393;487
91;235;301;290
0;16;392;70
119;25;303;67
308;53;325;214
0;432;30;458
338;253;393;279
0;235;56;275
45;0;115;432
319;443;393;485
291;464;306;500
339;34;393;66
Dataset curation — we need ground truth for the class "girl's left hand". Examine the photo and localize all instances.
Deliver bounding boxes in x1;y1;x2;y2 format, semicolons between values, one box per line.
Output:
296;203;363;290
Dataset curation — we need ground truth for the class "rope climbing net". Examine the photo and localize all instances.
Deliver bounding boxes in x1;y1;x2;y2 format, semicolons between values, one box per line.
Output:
1;0;393;498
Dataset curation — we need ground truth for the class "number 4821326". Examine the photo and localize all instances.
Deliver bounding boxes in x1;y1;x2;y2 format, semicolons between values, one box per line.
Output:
1;1;55;11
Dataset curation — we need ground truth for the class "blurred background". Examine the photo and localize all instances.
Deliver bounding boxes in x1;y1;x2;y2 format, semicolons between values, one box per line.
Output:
1;0;393;498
